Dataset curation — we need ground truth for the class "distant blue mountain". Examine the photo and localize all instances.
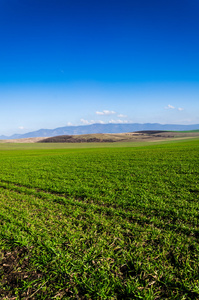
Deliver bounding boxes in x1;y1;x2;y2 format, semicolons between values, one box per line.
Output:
0;123;199;139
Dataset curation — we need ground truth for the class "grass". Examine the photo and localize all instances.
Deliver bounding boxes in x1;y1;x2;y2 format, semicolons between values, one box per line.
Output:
0;139;199;299
171;130;199;133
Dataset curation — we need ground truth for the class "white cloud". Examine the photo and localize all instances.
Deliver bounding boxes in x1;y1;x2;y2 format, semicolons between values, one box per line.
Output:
96;111;103;115
67;122;73;126
80;119;105;125
80;119;91;125
108;119;129;124
165;105;184;111
18;126;25;130
96;110;116;115
118;119;129;123
165;104;175;109
117;114;127;118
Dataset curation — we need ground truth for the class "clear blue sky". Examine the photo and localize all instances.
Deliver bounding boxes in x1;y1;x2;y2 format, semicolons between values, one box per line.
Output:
0;0;199;135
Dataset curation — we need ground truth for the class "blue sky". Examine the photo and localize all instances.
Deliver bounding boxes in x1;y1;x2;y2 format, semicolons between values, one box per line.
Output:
0;0;199;135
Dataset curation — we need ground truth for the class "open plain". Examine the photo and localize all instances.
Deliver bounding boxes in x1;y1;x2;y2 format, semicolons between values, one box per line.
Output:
0;136;199;299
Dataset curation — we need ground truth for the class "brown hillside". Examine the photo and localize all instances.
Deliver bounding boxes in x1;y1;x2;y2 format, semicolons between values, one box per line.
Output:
1;131;199;143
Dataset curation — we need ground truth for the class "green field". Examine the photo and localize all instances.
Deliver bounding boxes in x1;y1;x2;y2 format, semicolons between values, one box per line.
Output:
0;139;199;299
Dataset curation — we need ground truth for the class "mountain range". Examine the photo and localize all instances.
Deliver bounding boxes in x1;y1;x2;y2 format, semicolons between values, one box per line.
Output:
1;123;199;140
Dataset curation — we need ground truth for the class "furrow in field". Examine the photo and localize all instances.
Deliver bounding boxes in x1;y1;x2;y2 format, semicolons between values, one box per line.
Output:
0;179;198;240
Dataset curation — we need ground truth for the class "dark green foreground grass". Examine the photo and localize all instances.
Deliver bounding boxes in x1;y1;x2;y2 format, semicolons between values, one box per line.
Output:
0;139;199;299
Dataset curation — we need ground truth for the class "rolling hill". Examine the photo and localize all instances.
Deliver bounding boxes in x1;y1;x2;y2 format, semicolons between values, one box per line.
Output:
0;123;199;140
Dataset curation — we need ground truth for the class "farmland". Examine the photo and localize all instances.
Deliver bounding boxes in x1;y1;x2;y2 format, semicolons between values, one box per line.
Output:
0;139;199;299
